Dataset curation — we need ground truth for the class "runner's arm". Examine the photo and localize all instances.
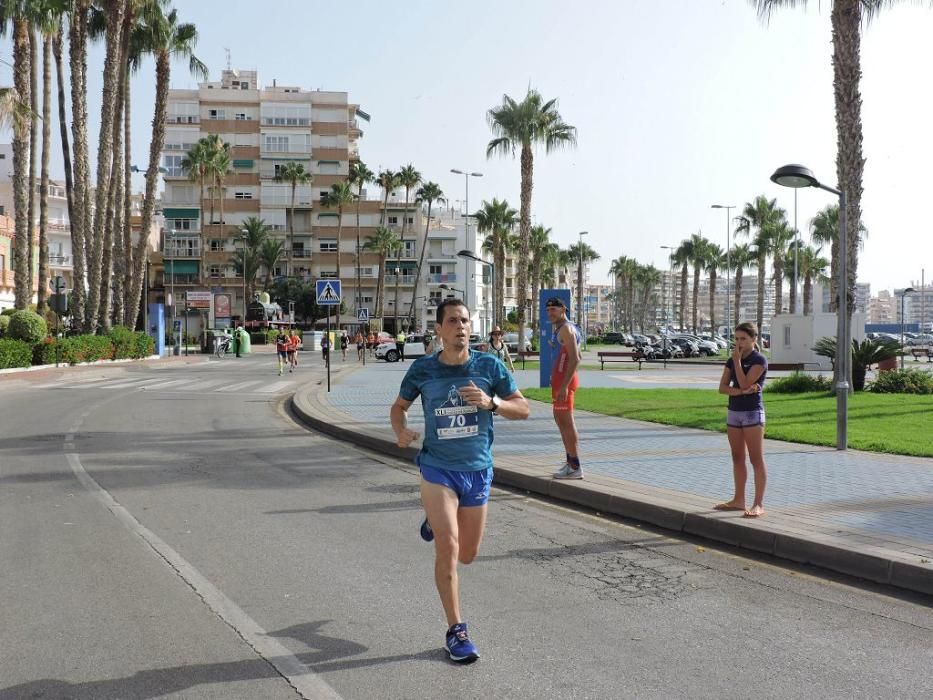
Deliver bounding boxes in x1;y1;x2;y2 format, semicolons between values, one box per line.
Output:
458;382;529;420
390;396;420;447
719;366;761;396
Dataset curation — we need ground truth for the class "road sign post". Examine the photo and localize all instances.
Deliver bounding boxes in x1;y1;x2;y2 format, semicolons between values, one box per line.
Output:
316;280;341;390
357;307;369;366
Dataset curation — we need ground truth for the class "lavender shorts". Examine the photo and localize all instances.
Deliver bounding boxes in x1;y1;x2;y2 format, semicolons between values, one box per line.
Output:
727;409;765;428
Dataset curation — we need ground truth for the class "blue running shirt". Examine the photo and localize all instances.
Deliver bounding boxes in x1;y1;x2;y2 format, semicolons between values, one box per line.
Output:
399;350;517;472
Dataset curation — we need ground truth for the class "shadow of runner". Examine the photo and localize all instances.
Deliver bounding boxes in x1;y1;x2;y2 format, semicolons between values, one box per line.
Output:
0;621;446;700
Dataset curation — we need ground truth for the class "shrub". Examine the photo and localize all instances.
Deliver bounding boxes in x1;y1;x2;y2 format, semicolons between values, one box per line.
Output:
868;368;933;395
0;314;9;337
0;338;33;369
765;371;833;394
7;310;48;344
587;335;603;345
109;325;137;359
813;336;900;391
134;331;155;358
0;308;16;317
34;335;114;365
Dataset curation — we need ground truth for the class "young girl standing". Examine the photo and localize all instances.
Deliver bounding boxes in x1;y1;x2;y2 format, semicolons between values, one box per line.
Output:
716;322;768;518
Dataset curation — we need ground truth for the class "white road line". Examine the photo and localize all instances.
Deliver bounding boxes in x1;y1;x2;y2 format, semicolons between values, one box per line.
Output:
64;450;343;700
253;380;294;394
95;377;168;389
222;380;267;393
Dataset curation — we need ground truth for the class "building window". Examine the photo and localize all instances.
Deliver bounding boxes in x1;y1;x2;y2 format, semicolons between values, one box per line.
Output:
234;191;252;199
263;135;289;152
208;265;221;278
208;108;225;120
319;239;338;252
388;216;398;225
210;239;223;251
167;218;195;231
235;112;248;120
407;217;414;225
163;154;185;177
429;265;442;275
321;270;338;279
319;190;329;199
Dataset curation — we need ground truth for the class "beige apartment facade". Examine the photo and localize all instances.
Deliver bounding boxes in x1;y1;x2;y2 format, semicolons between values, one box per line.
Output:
155;69;411;330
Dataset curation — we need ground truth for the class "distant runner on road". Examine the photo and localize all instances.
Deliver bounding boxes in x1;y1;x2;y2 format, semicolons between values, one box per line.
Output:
390;299;529;664
275;329;289;376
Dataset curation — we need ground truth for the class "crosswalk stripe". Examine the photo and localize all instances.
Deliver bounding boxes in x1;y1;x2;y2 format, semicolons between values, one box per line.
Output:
253;380;293;394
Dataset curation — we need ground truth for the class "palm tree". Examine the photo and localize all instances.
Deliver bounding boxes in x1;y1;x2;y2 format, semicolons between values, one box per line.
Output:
181;139;211;233
376;169;397;226
348;160;373;319
685;232;708;333
528;225;554;332
769;219;795;315
809;203;867;312
671;241;694;332
233;216;269;305
321;181;355;331
407;181;445;325
392;164;421;332
636;264;661;331
736;195;784;330
729;242;753;327
567;241;600;330
705;243;727;335
609;256;627;329
210;140;232;236
754;0;882;339
125;4;207;330
275;160;311;279
486;87;577;355
258;238;285;288
364;226;400;323
475;198;518;329
799;245;829;316
1;4;33;309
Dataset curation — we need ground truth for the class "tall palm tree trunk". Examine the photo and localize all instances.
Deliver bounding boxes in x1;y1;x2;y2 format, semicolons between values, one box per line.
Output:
833;0;864;388
691;265;701;333
678;263;688;332
68;1;90;323
121;71;134;324
354;188;362;322
37;33;52;315
804;274;813;316
101;69;125;332
709;271;717;334
774;255;784;315
495;244;505;328
12;17;31;309
408;201;433;324
393;193;410;333
576;258;584;329
756;253;766;331
52;24;75;236
516;145;533;350
288;182;295;279
27;25;38;295
85;0;126;332
375;253;386;321
127;51;169;330
734;270;743;327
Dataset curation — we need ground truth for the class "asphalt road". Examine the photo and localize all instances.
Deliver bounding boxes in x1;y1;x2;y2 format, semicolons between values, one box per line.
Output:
1;355;931;699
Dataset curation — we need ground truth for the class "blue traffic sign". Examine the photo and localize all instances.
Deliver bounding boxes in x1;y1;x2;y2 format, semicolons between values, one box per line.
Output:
316;279;341;305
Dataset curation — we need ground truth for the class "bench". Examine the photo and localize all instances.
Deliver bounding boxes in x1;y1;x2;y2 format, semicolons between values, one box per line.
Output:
767;363;806;371
598;350;644;369
910;348;933;362
516;350;539;369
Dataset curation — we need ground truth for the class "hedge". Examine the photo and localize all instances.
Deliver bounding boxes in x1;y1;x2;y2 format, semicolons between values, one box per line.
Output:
0;338;33;369
109;326;154;359
0;315;10;337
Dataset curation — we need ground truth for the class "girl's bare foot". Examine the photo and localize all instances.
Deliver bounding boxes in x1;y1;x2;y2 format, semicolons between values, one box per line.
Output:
743;505;765;518
713;501;746;511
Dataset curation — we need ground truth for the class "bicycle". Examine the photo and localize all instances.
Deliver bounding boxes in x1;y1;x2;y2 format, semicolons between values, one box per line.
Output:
214;336;232;358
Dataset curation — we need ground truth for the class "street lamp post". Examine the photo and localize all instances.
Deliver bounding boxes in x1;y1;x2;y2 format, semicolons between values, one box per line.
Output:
711;205;734;332
165;228;178;355
457;250;494;329
771;164;848;450
450;169;483;316
900;287;915;369
660;245;675;333
238;229;250;321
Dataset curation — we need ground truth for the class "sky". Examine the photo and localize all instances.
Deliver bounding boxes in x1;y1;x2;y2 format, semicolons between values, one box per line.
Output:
3;0;933;292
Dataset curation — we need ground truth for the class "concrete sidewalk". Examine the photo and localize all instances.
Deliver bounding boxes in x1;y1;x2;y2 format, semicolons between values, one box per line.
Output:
289;360;933;597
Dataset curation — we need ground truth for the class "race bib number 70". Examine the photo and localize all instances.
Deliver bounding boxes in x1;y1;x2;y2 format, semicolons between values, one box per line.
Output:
435;405;479;440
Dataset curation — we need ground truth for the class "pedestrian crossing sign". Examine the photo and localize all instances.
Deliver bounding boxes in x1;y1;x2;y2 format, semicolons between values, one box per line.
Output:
357;307;369;321
316;280;341;305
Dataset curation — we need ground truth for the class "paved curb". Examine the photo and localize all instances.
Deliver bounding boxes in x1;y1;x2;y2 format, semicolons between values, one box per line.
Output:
290;378;933;598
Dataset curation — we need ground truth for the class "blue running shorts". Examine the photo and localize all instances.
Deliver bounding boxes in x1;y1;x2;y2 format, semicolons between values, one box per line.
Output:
420;465;493;507
727;408;765;428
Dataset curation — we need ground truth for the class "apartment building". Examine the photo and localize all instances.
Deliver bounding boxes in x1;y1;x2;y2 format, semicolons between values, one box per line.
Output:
157;69;392;329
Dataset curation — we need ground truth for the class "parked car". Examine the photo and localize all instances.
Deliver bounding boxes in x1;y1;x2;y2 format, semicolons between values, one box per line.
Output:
630;333;650;347
906;333;933;346
671;334;718;356
375;334;427;362
602;332;627;345
669;337;700;357
503;331;532;353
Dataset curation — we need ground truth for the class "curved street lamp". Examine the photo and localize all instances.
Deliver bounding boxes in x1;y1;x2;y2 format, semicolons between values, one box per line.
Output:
770;164;848;450
457;249;494;329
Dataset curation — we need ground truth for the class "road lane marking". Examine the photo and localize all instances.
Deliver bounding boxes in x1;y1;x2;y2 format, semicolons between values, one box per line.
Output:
64;432;344;700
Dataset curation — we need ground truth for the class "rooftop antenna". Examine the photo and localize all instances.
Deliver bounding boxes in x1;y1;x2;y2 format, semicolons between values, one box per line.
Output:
224;47;231;72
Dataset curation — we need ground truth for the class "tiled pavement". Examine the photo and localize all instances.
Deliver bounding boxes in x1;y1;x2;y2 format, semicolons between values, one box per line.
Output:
292;359;933;597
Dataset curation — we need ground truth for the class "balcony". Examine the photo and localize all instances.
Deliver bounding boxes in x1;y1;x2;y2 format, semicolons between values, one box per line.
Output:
48;254;72;268
291;249;313;259
426;273;457;284
164;236;202;258
384;274;416;286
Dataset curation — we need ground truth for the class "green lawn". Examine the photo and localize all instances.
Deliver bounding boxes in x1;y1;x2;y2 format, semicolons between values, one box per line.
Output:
520;387;933;457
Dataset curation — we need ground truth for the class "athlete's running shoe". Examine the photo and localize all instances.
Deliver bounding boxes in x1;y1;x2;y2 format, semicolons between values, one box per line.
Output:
553;462;584;480
445;622;479;663
419;517;434;542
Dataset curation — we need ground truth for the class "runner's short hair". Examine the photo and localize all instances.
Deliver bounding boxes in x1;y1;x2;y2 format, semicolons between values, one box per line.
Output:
436;298;469;325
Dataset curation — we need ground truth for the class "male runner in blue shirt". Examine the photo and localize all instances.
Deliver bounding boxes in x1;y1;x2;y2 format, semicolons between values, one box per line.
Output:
390;299;529;663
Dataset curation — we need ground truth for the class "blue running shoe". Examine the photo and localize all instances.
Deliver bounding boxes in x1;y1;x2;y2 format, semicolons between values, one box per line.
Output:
419;517;434;542
445;622;479;663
